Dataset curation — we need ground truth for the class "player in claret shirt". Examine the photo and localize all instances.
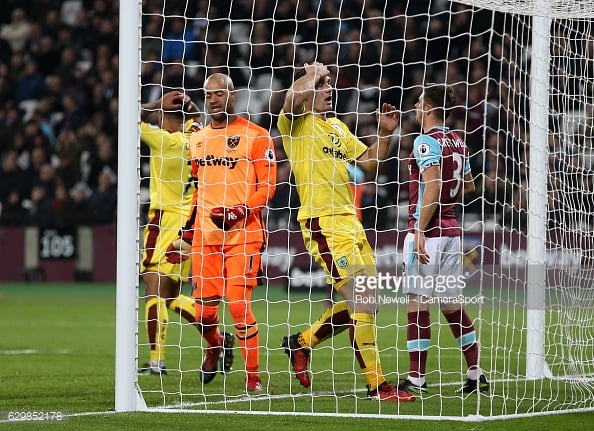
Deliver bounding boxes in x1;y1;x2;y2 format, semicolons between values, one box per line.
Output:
398;83;489;395
167;73;276;392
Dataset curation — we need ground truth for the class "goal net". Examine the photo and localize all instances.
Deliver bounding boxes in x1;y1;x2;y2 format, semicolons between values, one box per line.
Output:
115;0;594;419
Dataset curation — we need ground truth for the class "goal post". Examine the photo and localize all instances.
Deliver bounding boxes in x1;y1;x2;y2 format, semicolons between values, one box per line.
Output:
115;0;594;418
115;0;145;412
527;13;551;381
458;0;592;384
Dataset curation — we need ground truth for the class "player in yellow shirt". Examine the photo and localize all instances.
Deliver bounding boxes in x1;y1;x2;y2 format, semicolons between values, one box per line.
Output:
138;90;233;376
278;61;414;402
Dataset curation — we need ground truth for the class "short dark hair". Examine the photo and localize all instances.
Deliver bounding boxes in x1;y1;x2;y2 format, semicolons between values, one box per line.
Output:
423;83;456;119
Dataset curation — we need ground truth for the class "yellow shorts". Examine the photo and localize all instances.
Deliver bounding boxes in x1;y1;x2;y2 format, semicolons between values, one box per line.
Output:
141;209;191;282
300;214;376;289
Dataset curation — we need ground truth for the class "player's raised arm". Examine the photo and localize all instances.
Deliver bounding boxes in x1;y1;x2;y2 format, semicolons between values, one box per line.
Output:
355;103;399;174
140;90;189;124
283;62;330;117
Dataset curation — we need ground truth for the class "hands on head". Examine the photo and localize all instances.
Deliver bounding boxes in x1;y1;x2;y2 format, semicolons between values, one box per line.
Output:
160;90;189;111
160;91;199;115
303;61;330;83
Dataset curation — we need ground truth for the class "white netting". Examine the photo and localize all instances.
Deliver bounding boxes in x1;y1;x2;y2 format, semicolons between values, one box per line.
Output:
457;0;594;18
546;16;594;391
128;0;594;419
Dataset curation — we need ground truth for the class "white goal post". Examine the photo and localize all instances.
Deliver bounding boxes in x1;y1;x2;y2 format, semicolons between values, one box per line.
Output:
115;0;144;412
460;0;594;383
115;0;594;419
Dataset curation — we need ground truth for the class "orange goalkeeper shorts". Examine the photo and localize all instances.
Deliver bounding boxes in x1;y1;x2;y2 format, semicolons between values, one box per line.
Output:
190;242;263;299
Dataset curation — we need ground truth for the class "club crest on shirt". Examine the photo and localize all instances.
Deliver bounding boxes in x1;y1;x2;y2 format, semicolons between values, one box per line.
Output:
227;135;241;149
329;132;342;146
336;256;349;269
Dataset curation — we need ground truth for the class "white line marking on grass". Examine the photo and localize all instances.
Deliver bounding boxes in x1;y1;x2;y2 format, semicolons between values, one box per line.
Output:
0;349;72;355
169;381;472;409
0;349;38;355
166;389;359;409
0;321;114;328
162;379;484;410
2;376;593;424
164;375;594;410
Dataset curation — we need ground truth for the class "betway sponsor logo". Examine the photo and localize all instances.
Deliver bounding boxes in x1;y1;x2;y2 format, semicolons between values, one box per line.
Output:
194;155;239;169
323;146;347;160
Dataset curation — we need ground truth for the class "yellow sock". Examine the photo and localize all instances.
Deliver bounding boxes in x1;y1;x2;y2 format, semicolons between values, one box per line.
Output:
351;312;384;391
168;294;197;324
300;300;350;349
146;297;168;363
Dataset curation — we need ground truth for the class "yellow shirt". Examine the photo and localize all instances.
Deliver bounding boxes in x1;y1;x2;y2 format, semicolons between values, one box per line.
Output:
140;120;196;215
278;110;367;221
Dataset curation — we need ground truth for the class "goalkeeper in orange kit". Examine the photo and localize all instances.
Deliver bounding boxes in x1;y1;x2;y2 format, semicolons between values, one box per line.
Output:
137;90;235;376
166;73;276;392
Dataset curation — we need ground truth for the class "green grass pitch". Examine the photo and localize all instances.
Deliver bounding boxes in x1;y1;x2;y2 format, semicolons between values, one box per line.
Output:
1;282;593;430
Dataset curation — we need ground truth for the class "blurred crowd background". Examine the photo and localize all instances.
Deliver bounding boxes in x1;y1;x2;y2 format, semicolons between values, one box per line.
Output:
1;0;592;232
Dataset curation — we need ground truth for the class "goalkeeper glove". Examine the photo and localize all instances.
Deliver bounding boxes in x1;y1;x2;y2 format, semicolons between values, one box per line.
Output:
210;204;249;230
165;229;193;264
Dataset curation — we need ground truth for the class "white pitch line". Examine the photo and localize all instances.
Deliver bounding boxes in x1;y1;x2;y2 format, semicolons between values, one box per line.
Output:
166;389;362;409
0;321;114;328
0;349;38;355
0;349;72;355
161;379;484;410
2;376;594;424
156;375;594;409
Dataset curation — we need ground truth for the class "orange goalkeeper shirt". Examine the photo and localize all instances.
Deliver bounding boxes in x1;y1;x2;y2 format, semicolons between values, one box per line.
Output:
188;116;277;246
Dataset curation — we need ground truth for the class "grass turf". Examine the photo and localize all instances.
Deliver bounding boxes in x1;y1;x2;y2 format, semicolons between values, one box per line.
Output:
0;282;593;430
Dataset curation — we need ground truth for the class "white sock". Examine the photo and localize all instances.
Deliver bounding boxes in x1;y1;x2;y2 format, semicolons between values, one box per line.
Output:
408;375;425;386
150;360;165;370
467;367;480;380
